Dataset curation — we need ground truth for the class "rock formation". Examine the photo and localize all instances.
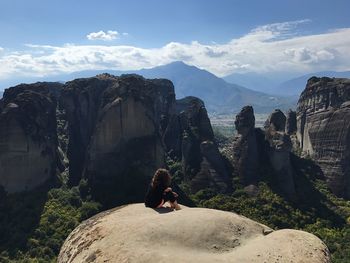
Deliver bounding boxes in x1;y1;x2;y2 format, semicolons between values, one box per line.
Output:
171;97;231;193
61;74;174;205
285;109;297;135
296;77;350;198
231;107;296;197
265;109;296;197
0;83;63;192
232;106;260;186
58;204;330;263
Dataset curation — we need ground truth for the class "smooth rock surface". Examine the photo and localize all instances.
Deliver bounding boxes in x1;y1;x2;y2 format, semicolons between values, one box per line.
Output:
58;204;330;263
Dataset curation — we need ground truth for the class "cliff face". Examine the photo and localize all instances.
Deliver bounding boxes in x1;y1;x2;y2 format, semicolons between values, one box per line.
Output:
61;74;174;205
296;77;350;198
0;74;229;202
172;97;231;193
231;107;296;197
0;83;62;192
265;109;296;197
232;106;260;186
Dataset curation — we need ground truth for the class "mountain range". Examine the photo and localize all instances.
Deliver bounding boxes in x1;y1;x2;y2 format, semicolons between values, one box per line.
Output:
0;61;296;113
3;62;348;112
224;70;350;96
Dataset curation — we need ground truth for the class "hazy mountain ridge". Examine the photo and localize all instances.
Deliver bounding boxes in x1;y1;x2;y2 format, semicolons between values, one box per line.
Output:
0;61;296;114
224;70;350;96
278;71;350;96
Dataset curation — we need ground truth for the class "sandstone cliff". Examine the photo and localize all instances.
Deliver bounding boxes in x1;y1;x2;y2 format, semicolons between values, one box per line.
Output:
230;107;296;197
0;82;63;192
232;106;260;186
58;204;330;263
61;74;174;205
0;74;229;203
296;77;350;198
265;109;296;197
171;96;231;193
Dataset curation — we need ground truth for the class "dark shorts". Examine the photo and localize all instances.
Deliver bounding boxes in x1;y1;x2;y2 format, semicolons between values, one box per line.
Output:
164;191;177;203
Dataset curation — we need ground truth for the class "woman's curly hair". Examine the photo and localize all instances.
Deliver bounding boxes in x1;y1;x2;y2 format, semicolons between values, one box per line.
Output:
151;168;171;189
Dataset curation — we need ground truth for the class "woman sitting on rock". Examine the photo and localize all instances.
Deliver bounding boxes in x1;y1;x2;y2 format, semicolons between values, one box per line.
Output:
145;168;181;210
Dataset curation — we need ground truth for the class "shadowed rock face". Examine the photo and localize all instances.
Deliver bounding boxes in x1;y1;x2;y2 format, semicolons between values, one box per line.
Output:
265;110;296;197
297;77;350;198
232;106;260;186
0;83;62;192
61;74;174;205
0;75;229;200
264;109;286;132
285;110;297;135
231;106;296;197
169;97;231;193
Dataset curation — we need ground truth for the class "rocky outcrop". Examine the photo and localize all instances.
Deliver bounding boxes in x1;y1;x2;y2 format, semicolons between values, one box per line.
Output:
61;74;174;205
171;97;231;193
265;110;296;197
0;74;230;199
297;77;350;198
232;106;260;186
285;109;297;135
0;83;62;192
231;107;296;197
58;204;330;263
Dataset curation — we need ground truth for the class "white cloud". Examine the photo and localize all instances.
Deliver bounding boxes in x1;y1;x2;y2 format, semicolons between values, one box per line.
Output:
87;30;119;41
0;20;350;81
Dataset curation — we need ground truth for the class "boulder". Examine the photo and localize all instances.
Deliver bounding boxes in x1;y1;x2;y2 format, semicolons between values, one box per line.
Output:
0;83;62;192
296;77;350;198
58;204;330;263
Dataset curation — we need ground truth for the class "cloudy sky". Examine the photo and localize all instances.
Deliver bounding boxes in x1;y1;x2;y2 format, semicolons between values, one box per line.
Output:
0;0;350;85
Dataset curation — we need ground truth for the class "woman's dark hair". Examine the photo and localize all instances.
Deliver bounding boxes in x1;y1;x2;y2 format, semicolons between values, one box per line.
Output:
151;168;171;189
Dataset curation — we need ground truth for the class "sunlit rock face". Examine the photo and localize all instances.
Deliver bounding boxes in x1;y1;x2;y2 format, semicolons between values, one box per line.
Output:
297;77;350;198
0;83;61;193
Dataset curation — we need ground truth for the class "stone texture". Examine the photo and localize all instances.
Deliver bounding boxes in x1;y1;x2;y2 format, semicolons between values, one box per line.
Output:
61;74;174;206
172;97;231;193
231;106;296;197
0;83;62;192
264;109;286;132
296;77;350;198
0;74;230;198
232;106;260;186
265;111;296;197
58;204;330;263
285;109;297;135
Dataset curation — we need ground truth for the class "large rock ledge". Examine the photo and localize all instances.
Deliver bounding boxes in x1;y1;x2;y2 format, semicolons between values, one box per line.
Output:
58;204;330;263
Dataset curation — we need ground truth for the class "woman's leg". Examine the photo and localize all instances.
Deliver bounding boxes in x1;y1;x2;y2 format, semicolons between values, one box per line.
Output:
169;201;181;210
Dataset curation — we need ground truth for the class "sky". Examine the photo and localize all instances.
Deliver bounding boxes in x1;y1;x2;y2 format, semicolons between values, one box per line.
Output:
0;0;350;85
